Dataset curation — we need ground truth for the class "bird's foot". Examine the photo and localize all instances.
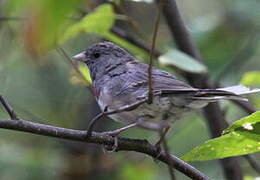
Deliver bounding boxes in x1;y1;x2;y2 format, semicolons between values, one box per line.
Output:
103;136;118;153
101;122;138;153
153;143;163;163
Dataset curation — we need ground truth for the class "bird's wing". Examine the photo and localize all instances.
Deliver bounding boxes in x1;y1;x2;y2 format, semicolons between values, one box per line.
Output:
116;61;197;97
115;61;244;100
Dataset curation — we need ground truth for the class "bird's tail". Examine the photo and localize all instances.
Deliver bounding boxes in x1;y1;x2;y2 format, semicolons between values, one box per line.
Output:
191;85;260;102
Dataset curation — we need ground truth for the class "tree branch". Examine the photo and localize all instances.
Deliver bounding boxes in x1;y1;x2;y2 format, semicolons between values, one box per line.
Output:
0;95;19;120
0;118;209;180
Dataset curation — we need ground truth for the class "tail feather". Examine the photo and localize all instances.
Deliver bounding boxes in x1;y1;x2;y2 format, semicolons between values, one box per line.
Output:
157;85;259;102
190;85;260;102
218;85;260;95
189;95;248;102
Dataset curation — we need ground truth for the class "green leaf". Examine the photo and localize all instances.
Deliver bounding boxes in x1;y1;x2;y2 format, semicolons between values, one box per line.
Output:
223;111;260;134
240;71;260;86
60;4;148;59
78;65;92;84
182;112;260;161
244;176;256;180
158;50;207;74
6;0;80;55
60;4;115;43
182;125;260;161
69;64;92;86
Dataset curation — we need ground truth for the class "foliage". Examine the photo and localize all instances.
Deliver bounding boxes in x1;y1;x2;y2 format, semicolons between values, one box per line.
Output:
61;4;148;59
182;111;260;161
159;49;207;73
61;4;115;44
240;71;260;86
6;0;81;55
70;64;92;86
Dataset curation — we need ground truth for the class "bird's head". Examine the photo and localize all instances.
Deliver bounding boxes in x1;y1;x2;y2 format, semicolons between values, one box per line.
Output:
72;41;134;81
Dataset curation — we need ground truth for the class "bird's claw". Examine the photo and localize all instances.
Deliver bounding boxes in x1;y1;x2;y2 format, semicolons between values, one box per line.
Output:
153;143;163;163
103;135;118;153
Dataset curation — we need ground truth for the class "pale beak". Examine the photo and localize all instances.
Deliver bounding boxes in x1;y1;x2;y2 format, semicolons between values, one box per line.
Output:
72;52;86;62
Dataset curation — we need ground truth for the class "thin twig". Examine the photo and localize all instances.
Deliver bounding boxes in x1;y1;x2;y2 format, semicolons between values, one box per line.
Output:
0;118;209;180
147;0;163;104
0;95;19;120
86;106;108;137
56;46;92;89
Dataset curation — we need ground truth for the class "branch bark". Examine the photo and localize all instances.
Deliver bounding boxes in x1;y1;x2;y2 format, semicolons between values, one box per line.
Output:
0;118;209;180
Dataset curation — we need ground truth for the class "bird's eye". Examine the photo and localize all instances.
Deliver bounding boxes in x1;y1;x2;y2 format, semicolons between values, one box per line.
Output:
93;53;100;59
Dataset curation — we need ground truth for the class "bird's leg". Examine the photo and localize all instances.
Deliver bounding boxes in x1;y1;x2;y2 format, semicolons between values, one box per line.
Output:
102;122;138;152
158;126;176;179
87;99;146;138
154;122;171;159
103;136;119;153
104;122;138;137
86;106;109;138
153;123;176;179
155;125;170;147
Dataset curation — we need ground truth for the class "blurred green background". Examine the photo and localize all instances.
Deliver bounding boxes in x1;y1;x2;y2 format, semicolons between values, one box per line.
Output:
0;0;259;179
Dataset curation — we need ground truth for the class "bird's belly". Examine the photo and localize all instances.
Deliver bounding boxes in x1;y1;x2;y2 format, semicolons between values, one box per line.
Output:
107;96;191;124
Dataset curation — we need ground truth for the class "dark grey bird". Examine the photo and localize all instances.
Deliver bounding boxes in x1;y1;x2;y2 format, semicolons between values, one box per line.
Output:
73;41;259;132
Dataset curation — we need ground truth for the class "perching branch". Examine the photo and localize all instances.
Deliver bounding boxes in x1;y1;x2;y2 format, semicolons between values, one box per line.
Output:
0;118;209;180
0;91;206;180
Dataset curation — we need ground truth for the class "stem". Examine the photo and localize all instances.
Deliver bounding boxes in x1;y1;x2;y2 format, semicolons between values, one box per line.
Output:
147;0;163;104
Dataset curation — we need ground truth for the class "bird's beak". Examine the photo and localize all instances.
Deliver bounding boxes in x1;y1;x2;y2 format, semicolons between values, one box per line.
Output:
72;52;86;62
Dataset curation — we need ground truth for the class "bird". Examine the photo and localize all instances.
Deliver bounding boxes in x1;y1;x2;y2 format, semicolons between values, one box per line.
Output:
72;41;259;135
